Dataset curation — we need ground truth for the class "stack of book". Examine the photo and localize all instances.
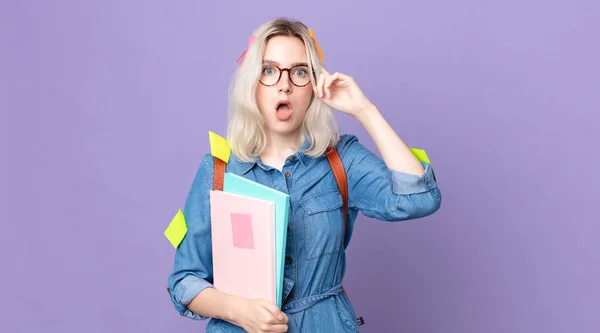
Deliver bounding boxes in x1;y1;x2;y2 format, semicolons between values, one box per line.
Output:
209;172;290;308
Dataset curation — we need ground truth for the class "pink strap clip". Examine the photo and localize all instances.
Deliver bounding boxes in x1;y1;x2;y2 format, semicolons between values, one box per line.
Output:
235;36;256;65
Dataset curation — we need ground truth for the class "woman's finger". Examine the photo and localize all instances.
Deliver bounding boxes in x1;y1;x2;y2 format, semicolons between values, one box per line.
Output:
324;72;341;99
317;72;327;98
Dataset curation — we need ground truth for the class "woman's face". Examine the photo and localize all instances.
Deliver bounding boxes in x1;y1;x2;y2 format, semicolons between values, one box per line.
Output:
255;35;314;138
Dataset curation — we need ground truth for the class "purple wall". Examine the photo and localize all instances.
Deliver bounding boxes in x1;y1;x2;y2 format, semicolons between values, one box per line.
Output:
2;1;599;332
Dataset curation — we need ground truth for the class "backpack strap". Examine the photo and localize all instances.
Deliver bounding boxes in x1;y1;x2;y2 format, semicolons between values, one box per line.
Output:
213;157;227;191
325;147;348;234
326;147;364;326
209;131;230;191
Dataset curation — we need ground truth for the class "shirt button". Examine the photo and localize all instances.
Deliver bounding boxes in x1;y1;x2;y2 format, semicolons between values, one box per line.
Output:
289;156;295;162
284;171;291;177
288;291;294;299
287;225;291;232
285;256;293;264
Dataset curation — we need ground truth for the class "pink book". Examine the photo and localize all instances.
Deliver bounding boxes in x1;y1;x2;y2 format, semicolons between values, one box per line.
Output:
209;190;276;304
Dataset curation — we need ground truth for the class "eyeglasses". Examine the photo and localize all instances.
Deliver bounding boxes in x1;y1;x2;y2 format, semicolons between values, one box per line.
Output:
259;65;312;87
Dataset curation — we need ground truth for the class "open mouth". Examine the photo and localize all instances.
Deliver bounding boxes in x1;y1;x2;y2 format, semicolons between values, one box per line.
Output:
275;101;292;121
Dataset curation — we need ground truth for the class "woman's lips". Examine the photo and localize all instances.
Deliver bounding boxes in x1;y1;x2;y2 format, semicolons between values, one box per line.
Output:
275;103;292;121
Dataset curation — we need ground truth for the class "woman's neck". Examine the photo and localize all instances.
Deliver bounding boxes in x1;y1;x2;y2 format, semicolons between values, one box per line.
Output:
259;131;300;170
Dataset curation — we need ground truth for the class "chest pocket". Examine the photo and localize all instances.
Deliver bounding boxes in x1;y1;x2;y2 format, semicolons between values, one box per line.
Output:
299;188;345;261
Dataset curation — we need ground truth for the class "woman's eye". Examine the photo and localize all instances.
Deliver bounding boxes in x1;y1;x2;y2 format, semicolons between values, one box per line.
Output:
294;69;307;77
263;67;275;75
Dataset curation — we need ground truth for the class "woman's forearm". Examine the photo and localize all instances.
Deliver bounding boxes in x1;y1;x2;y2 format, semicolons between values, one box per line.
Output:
354;104;425;176
186;287;241;324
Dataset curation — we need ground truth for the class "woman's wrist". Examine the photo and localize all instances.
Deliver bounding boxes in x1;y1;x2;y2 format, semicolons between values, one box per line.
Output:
224;294;246;325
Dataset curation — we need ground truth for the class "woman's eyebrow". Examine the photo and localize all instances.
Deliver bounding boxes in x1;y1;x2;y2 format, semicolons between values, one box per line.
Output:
263;60;308;67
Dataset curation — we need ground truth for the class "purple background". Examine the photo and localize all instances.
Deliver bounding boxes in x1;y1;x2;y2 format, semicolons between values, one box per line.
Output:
1;1;599;332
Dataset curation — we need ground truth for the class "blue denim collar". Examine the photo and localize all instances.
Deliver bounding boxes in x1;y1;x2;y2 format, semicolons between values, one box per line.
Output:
233;137;312;174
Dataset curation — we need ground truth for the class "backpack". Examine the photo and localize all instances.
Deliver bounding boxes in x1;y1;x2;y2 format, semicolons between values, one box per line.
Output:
212;147;365;327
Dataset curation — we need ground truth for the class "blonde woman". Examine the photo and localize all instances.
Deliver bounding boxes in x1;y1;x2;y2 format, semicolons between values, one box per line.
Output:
167;18;442;333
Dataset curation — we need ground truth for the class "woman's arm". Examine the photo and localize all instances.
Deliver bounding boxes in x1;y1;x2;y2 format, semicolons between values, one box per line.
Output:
186;289;288;331
315;68;427;176
353;104;425;176
337;134;441;222
167;154;222;320
316;68;441;221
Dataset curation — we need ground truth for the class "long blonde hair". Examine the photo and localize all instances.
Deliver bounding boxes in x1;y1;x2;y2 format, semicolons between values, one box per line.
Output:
226;18;340;163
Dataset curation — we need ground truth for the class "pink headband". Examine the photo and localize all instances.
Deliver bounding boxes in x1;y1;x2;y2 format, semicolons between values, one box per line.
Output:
235;28;324;65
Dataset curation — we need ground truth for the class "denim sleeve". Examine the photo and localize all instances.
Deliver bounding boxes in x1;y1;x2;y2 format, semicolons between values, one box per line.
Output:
167;154;215;320
338;134;441;221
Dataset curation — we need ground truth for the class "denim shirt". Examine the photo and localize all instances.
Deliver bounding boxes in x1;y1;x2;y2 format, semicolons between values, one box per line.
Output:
167;134;442;332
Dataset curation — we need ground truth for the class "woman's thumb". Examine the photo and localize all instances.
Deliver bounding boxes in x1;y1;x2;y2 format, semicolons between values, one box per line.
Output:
263;301;284;320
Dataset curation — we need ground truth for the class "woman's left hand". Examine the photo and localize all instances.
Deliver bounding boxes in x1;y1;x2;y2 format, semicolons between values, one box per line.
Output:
315;68;374;117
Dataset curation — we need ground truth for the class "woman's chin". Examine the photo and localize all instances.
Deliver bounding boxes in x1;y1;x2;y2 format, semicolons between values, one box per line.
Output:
265;121;301;137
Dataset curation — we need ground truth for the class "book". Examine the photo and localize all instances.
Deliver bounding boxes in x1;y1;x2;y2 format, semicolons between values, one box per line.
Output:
223;172;290;307
209;190;276;304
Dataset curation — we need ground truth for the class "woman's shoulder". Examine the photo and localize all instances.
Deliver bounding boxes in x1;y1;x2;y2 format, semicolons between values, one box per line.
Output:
196;152;235;169
197;151;246;178
195;152;216;171
190;152;231;180
337;133;359;145
334;133;362;158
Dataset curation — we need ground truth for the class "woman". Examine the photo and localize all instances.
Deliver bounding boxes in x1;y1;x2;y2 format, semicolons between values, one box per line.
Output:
167;18;441;332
